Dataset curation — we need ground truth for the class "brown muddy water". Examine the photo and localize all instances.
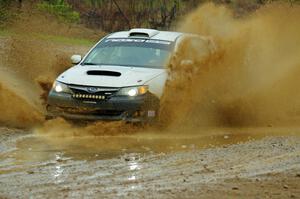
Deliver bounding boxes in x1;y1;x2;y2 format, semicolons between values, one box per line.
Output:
1;3;300;198
3;127;296;165
1;2;300;175
1;2;300;132
12;134;252;162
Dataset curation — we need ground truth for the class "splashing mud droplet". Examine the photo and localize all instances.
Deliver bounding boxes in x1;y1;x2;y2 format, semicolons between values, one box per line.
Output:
0;16;90;129
35;118;141;137
0;2;300;138
161;2;300;130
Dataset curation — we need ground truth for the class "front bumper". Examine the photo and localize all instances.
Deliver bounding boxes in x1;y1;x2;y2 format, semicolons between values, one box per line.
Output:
47;90;159;122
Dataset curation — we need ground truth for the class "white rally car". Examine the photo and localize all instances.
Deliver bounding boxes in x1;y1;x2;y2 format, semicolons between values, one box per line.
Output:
47;28;213;122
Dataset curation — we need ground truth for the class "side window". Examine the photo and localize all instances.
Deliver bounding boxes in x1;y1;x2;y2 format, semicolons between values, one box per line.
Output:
175;36;216;64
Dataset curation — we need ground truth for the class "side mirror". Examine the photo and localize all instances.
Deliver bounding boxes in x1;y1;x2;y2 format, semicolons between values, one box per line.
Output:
71;55;82;64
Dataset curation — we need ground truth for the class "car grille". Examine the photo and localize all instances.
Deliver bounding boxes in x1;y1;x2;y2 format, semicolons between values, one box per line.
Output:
57;107;124;117
68;85;119;100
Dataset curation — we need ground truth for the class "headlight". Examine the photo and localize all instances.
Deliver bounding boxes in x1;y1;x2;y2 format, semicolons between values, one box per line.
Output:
52;81;72;94
116;86;148;97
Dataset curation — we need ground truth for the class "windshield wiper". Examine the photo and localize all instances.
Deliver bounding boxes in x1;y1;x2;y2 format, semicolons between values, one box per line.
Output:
82;63;99;66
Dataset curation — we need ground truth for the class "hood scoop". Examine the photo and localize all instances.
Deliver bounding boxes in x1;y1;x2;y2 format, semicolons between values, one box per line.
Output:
87;70;121;77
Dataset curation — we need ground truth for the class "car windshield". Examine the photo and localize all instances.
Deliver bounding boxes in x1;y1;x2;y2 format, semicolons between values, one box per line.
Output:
82;38;174;69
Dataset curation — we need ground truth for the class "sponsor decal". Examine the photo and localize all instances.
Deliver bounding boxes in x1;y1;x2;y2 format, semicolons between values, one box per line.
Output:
105;39;171;45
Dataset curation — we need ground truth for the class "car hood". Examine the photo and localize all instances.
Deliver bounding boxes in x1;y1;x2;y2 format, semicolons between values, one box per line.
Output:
57;65;166;88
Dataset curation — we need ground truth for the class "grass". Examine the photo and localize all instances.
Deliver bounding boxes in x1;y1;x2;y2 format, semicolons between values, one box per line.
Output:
35;34;94;46
0;29;11;37
0;29;95;46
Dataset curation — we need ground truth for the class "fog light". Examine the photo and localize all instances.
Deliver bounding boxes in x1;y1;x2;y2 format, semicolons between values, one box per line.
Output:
55;85;63;93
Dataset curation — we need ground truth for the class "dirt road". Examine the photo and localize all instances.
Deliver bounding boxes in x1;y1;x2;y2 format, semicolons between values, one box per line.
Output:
0;127;299;198
1;6;300;197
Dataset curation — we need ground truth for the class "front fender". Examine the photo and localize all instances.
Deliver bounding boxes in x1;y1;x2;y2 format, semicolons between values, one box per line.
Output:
144;72;168;99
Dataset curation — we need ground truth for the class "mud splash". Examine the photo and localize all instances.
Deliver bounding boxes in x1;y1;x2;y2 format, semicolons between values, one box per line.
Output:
0;81;43;128
0;35;80;128
1;2;300;135
161;3;300;129
0;10;92;128
35;118;142;137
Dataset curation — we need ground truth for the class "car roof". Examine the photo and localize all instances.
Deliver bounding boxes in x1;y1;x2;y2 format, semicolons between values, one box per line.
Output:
106;28;183;42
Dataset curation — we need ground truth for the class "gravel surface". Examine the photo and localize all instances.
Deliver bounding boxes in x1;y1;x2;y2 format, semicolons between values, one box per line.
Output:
0;128;299;199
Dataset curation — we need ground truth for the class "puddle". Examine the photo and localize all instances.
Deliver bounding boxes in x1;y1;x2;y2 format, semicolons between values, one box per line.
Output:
0;127;299;186
5;131;265;164
2;126;300;167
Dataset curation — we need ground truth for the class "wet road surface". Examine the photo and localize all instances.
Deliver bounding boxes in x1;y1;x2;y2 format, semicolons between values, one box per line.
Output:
0;127;299;198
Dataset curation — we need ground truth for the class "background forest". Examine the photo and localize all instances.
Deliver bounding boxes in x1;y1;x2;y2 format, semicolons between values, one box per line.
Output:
1;0;299;32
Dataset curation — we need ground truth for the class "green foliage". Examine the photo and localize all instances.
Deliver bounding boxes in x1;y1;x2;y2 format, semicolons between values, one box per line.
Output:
0;9;9;26
37;0;80;23
0;0;11;27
